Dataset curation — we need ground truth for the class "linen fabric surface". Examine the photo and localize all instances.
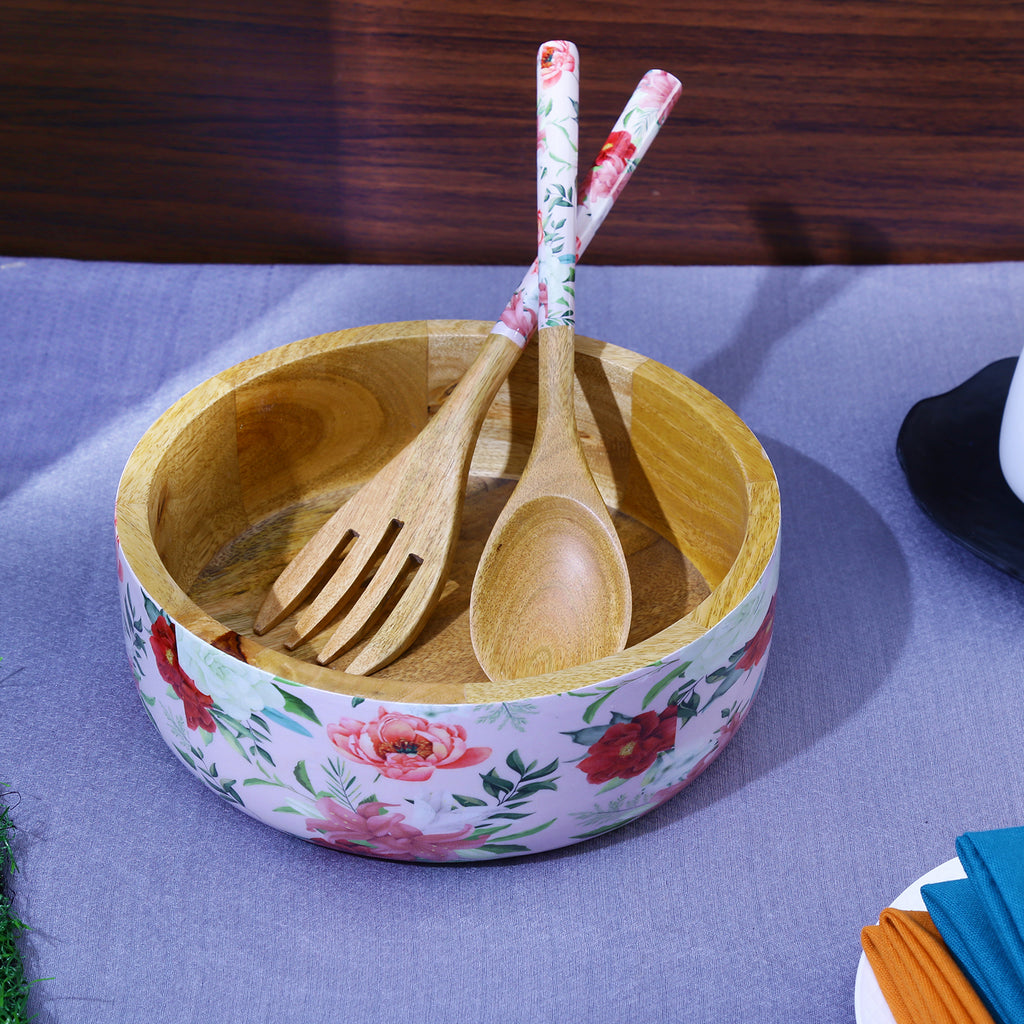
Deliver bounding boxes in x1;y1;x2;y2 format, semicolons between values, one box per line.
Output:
921;827;1024;1024
861;908;996;1024
4;256;1024;1023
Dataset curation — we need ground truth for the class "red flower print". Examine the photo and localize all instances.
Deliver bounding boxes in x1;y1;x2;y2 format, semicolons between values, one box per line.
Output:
735;595;776;672
584;130;637;202
149;615;181;684
578;708;678;785
149;615;216;733
305;799;487;862
538;40;576;87
327;708;491;782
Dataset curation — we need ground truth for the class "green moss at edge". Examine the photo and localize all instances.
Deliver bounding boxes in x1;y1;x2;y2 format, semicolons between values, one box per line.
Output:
0;786;31;1024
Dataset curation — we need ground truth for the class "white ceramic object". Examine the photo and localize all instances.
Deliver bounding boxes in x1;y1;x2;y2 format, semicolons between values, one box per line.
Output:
854;857;966;1024
999;354;1024;502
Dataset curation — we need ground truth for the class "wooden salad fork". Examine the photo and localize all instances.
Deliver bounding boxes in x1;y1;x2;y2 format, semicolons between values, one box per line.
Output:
252;66;682;676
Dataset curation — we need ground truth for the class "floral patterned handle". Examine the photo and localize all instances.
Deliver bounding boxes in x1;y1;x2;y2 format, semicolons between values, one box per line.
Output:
495;66;681;345
577;68;682;249
537;39;580;329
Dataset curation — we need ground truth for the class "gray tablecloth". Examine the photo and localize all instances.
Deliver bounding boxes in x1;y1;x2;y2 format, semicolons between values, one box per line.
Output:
3;256;1023;1023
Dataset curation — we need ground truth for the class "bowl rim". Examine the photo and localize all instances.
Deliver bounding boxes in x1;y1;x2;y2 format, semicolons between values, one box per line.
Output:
116;319;780;704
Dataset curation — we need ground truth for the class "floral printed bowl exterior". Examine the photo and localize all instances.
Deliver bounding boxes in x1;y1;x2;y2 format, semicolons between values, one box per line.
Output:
116;319;780;863
117;540;777;863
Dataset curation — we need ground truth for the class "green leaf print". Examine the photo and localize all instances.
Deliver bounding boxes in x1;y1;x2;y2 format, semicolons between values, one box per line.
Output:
273;686;321;725
293;760;315;794
642;662;691;709
481;768;515;799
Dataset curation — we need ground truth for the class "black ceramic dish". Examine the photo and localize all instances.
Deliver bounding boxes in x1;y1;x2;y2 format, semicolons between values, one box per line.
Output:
897;357;1024;581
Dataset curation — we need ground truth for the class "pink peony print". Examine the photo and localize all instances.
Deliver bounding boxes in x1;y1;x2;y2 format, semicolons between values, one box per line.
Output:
326;707;491;782
636;69;680;113
538;40;576;87
500;279;541;341
305;799;488;862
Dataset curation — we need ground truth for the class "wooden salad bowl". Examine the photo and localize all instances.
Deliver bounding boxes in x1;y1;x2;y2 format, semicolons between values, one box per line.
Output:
116;320;780;862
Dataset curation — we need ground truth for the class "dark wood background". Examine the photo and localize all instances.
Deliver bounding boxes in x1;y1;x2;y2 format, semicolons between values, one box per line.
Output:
3;0;1024;265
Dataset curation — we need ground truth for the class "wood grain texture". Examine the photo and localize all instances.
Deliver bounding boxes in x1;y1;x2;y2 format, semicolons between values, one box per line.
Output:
7;0;1019;265
114;321;778;703
193;476;707;695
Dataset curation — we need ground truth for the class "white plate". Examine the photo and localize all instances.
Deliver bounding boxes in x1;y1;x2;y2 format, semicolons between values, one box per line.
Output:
854;856;967;1024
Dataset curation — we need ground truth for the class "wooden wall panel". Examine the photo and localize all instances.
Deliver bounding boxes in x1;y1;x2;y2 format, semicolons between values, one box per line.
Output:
2;0;1024;265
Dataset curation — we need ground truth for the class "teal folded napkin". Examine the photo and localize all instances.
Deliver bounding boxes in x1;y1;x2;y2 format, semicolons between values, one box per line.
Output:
921;826;1024;1024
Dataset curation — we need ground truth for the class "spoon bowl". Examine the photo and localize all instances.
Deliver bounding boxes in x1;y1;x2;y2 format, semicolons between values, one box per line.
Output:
469;494;632;677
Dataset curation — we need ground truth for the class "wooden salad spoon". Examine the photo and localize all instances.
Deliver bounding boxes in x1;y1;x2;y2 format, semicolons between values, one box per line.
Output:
469;40;632;681
253;63;679;676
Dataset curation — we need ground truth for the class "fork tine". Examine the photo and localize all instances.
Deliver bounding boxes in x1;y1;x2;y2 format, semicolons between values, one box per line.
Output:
315;542;424;666
286;521;401;646
343;558;450;675
253;519;357;634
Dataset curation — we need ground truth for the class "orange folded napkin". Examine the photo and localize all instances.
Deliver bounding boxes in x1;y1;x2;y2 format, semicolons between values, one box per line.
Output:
861;907;996;1024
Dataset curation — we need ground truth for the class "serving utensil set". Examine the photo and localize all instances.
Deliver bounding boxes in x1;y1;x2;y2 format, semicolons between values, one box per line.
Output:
254;43;680;679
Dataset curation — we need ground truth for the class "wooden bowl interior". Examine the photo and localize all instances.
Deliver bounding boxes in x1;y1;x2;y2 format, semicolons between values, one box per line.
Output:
116;320;779;703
